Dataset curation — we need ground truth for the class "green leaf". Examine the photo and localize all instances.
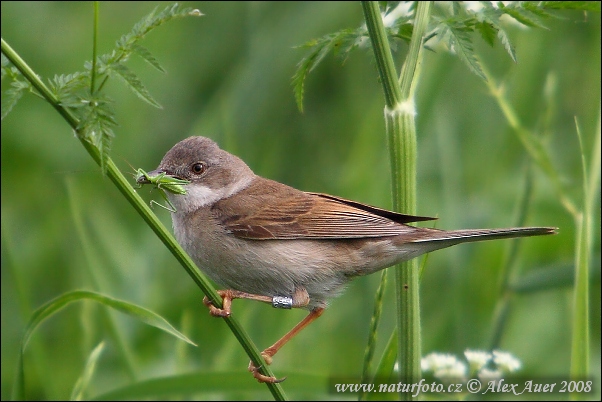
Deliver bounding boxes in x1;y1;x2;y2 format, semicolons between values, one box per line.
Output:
131;43;166;73
475;21;496;46
496;27;517;63
21;290;196;351
116;4;201;54
443;19;486;81
13;290;195;399
508;256;599;295
541;1;601;11
109;63;162;108
360;269;388;399
498;2;550;29
49;72;89;106
71;342;105;401
1;80;26;120
77;93;117;173
364;330;398;401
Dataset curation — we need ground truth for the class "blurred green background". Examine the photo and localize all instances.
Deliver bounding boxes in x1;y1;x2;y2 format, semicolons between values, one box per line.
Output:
1;1;600;400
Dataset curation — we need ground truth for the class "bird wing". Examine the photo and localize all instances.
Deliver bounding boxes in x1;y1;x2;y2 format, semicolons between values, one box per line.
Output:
214;178;435;240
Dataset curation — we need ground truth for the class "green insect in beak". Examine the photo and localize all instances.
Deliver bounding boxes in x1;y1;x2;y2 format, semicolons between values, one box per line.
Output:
135;168;190;213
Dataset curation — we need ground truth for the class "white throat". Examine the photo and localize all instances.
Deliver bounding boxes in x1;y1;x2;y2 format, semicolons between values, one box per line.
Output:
167;174;254;214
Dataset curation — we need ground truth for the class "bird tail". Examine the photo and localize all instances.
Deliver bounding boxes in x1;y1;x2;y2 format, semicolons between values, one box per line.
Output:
411;226;557;253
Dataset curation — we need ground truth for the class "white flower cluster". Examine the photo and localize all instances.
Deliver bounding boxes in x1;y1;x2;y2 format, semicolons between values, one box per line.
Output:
421;349;522;383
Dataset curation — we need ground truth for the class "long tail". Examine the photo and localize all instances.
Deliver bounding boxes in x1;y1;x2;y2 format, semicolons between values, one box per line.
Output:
411;226;557;253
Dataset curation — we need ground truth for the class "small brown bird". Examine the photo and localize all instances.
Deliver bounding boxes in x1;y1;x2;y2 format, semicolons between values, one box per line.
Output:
138;136;556;383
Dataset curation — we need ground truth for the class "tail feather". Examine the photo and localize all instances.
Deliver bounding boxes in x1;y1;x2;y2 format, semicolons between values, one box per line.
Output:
411;226;557;252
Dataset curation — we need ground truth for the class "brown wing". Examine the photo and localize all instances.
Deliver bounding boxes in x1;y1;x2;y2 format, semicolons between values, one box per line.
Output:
213;177;436;240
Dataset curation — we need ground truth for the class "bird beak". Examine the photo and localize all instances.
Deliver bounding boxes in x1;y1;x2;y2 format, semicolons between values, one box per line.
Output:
136;168;167;185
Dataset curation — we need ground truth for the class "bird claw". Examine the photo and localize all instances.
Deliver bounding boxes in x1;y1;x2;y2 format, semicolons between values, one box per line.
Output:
248;359;286;383
202;295;230;317
203;290;235;317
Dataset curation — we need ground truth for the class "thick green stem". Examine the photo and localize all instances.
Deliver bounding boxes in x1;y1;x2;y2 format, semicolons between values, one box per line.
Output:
1;37;286;400
361;2;431;398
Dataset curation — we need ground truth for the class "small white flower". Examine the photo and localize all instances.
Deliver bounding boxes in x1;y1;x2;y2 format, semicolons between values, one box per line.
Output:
464;349;492;374
434;361;468;383
422;353;467;382
478;367;502;381
421;353;456;371
492;350;521;373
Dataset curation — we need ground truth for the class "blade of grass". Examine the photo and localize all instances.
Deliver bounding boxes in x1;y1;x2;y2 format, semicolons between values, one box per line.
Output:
71;341;105;401
570;111;600;393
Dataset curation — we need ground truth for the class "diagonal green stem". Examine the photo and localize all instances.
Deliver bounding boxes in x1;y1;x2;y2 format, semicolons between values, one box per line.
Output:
1;37;286;400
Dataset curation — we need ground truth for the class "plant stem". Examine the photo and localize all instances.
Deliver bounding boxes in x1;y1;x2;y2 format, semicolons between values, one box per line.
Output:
91;2;99;93
361;2;431;399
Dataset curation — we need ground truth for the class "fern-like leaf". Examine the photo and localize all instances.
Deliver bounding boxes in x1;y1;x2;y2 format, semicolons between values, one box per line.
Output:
292;29;358;112
116;4;199;58
49;72;89;107
476;2;518;63
498;2;550;29
131;44;165;73
442;19;486;81
77;93;117;173
475;20;496;46
541;1;601;11
2;80;28;120
110;64;161;108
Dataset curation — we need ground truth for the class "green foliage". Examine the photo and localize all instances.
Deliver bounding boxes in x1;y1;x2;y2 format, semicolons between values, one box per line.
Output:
2;3;200;172
293;1;597;109
1;54;34;120
12;290;196;400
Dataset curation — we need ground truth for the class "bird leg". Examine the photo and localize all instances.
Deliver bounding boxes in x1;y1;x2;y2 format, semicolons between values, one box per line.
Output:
203;287;320;383
249;306;324;383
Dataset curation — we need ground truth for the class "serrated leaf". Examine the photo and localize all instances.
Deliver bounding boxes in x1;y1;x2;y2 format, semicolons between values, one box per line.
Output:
445;21;486;81
475;3;517;63
522;2;558;20
1;83;24;120
292;29;361;112
497;28;517;63
50;72;89;103
117;4;198;53
131;44;166;73
499;4;549;29
110;64;162;108
77;94;117;173
476;21;496;46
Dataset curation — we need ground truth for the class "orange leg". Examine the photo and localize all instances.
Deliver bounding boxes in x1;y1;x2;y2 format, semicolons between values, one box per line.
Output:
249;307;324;383
203;288;318;383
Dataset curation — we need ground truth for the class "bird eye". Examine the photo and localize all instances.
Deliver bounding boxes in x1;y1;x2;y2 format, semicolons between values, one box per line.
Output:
191;162;206;174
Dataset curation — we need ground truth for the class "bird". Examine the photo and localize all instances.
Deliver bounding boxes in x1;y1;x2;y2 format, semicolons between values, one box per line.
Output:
137;136;556;383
